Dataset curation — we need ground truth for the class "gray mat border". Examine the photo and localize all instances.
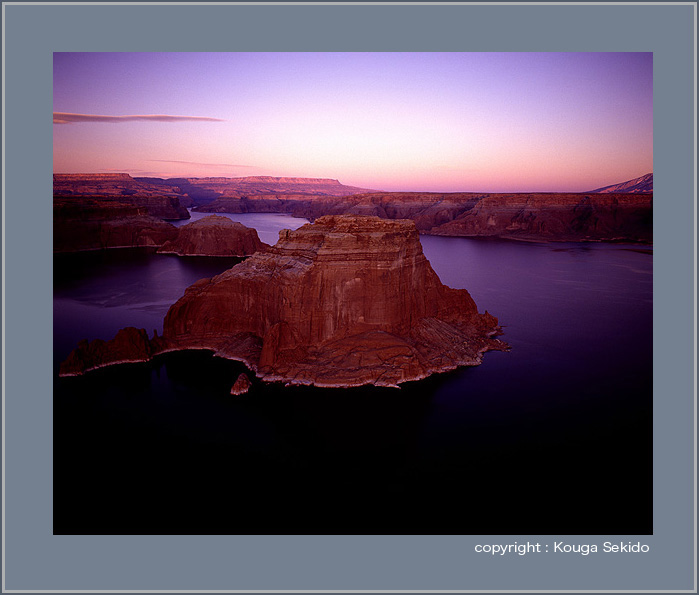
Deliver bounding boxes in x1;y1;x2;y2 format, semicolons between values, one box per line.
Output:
2;1;696;592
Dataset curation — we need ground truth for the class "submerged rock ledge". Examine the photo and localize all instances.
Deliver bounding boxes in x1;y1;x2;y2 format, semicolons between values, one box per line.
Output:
60;215;508;387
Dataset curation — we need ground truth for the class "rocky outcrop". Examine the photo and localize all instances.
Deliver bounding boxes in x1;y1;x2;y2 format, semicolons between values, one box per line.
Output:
230;373;252;395
589;173;653;194
60;327;156;376
54;198;178;252
60;216;507;387
157;215;268;256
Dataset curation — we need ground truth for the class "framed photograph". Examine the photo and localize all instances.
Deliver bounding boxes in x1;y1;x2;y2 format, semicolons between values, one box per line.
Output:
3;2;695;592
52;50;654;538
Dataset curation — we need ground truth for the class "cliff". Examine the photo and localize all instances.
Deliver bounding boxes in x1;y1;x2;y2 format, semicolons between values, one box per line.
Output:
54;172;374;210
164;176;375;199
207;191;651;243
157;215;268;256
60;216;507;386
428;193;653;242
54;173;181;197
54;199;178;252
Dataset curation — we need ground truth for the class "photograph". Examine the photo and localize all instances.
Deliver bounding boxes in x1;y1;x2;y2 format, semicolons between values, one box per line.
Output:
52;51;653;536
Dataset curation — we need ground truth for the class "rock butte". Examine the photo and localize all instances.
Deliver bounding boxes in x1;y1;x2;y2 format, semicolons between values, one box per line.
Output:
60;215;508;387
157;215;268;257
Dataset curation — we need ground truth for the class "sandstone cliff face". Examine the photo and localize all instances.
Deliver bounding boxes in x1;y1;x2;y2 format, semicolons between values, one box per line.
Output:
54;173;181;197
196;191;652;243
54;174;190;220
157;215;268;256
429;193;653;242
60;216;506;386
54;199;179;252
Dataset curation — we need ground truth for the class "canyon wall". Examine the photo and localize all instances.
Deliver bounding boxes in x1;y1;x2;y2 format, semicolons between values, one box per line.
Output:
198;191;652;243
53;199;178;252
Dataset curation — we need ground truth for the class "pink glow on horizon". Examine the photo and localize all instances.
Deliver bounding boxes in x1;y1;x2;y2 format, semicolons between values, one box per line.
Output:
53;52;652;192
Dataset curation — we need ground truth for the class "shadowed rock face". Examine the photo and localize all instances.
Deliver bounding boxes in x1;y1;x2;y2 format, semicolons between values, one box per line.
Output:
60;215;507;387
157;215;268;256
53;199;178;252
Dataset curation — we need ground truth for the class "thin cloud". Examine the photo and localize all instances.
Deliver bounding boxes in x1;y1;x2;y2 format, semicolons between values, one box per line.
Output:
53;112;225;124
148;159;258;169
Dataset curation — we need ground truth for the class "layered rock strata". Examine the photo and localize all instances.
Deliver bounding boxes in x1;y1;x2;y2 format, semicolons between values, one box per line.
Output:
197;191;652;243
60;216;507;387
54;199;178;252
157;215;268;256
54;174;190;220
162;176;375;204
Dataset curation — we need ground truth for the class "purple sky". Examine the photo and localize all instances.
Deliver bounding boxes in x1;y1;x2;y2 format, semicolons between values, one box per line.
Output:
53;52;652;192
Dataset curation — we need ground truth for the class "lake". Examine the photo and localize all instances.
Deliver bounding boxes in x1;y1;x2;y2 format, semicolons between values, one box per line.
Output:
54;212;652;535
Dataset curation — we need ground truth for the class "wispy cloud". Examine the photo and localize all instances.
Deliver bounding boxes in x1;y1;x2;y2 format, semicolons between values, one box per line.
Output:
53;112;225;124
148;159;258;169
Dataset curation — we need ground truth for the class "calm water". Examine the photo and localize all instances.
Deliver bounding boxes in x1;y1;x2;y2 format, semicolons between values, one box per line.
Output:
54;213;652;535
171;210;308;245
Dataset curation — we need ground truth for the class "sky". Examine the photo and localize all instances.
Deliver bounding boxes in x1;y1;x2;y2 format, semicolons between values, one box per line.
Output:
53;52;653;193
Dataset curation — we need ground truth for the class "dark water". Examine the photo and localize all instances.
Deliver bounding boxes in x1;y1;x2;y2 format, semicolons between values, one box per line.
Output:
54;216;652;535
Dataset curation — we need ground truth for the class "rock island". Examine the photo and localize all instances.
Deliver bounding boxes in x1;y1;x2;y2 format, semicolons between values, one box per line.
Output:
60;215;507;387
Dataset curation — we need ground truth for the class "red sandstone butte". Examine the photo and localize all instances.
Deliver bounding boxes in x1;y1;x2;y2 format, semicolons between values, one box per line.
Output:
60;215;507;387
157;215;268;257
